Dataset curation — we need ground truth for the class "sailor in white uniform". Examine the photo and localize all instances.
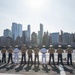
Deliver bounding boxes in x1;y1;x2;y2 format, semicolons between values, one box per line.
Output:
41;45;47;64
14;45;19;64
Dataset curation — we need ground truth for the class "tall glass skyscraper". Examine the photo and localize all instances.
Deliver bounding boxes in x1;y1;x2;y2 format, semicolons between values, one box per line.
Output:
12;22;22;40
51;33;59;44
39;23;43;45
27;25;31;41
63;33;70;44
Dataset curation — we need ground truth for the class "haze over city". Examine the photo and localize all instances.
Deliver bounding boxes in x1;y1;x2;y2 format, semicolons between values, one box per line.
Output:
0;0;75;36
0;1;75;75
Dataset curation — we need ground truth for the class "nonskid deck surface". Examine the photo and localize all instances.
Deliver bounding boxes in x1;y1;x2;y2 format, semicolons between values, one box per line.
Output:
0;63;75;75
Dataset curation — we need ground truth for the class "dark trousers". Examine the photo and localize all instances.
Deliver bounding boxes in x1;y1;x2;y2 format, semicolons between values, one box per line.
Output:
58;54;63;64
67;54;72;65
49;54;55;64
34;55;39;63
2;53;6;63
21;53;26;64
28;55;33;64
8;53;13;63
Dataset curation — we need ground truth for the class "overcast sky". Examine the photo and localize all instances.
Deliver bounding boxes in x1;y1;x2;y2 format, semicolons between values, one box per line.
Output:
0;0;75;36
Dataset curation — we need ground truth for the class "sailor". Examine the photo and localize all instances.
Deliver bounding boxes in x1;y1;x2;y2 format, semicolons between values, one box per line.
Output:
1;46;6;63
27;46;33;64
66;45;73;65
7;46;13;64
57;45;64;65
21;44;27;64
41;45;47;64
34;45;39;64
48;45;55;65
14;45;19;65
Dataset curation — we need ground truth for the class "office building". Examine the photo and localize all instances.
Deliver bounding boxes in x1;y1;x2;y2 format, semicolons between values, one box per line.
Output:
63;33;70;44
39;23;43;45
4;29;12;38
51;32;59;44
31;32;37;46
12;22;22;40
27;25;31;41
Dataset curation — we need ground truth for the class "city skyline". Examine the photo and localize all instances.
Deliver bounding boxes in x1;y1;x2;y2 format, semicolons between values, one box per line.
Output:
1;22;75;48
1;22;75;38
0;0;75;36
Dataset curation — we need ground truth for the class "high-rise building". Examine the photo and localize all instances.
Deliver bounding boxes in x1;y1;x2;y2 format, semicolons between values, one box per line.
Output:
51;33;59;44
60;30;63;43
43;31;49;46
22;30;30;44
22;31;26;44
40;23;43;37
37;31;40;45
0;36;5;46
4;29;12;38
63;33;70;44
31;32;37;46
27;25;31;41
39;23;43;45
25;30;30;44
22;25;31;45
70;33;74;43
12;22;22;40
18;24;22;37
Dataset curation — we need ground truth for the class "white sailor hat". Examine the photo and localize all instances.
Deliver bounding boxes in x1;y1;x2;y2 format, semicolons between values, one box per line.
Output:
68;45;71;47
42;45;45;47
58;45;62;47
15;45;18;47
49;45;53;47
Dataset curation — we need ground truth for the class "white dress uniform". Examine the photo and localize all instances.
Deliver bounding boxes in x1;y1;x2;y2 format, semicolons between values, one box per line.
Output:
14;48;19;64
41;48;47;64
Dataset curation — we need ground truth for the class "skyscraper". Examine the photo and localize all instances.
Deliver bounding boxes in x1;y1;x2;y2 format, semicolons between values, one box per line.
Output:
63;33;70;44
22;31;26;44
60;30;63;43
27;25;31;41
51;33;59;44
37;31;40;45
40;23;43;37
4;29;12;38
18;24;22;37
39;23;43;45
31;32;37;46
43;31;49;46
12;22;22;40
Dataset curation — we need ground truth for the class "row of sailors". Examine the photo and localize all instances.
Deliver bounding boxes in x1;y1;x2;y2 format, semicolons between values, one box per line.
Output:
1;44;73;65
